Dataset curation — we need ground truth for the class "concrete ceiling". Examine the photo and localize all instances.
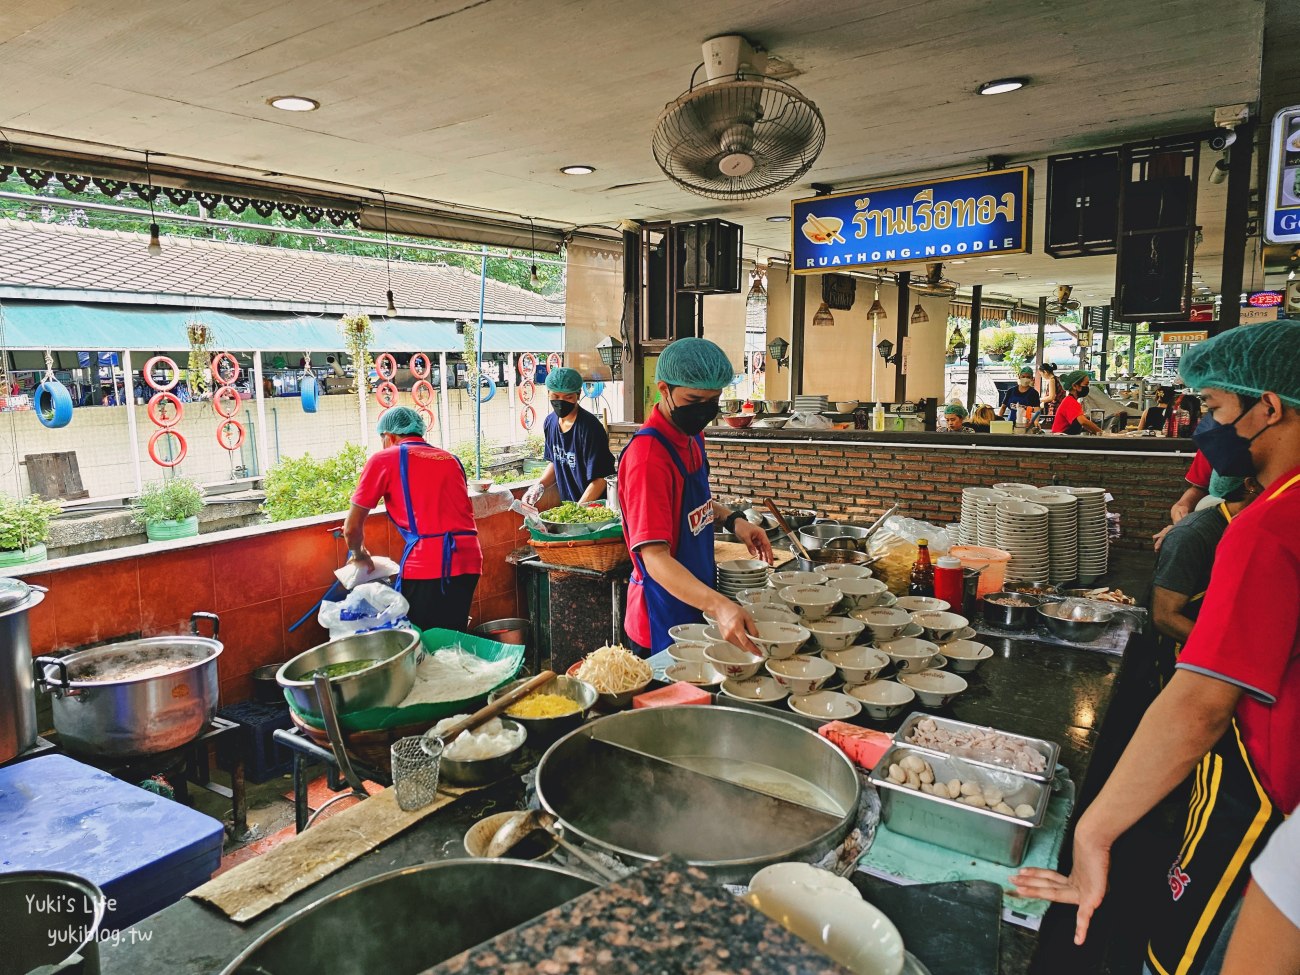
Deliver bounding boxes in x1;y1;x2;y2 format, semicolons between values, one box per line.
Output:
0;0;1266;302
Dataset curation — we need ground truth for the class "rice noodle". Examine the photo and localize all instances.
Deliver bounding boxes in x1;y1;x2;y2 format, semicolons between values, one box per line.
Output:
575;644;651;694
400;648;516;706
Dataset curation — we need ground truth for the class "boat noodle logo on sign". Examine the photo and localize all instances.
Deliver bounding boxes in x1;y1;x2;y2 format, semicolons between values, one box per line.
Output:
1265;105;1300;244
791;167;1033;273
686;500;714;537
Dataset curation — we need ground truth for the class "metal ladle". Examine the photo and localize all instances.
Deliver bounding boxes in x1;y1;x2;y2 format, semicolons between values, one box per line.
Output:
485;810;622;882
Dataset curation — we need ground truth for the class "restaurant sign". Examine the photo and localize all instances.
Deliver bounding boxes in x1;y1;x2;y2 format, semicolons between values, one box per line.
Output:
791;167;1033;274
1245;291;1284;307
1265;105;1300;244
1162;330;1209;345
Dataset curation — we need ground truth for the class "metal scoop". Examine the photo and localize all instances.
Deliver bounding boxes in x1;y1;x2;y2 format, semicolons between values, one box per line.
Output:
484;810;622;882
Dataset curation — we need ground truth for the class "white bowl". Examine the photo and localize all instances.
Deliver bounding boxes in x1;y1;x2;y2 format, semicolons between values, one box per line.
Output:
876;637;942;674
815;564;874;582
766;655;836;695
719;558;770;575
911;611;970;644
832;577;891;611
778;585;842;622
855;607;913;642
822;645;890;685
789;690;863;721
669;623;713;645
750;605;801;626
704;641;764;680
803;616;867;652
708;621;808;660
941;639;994;674
772;570;826;589
846;680;917;721
736;588;780;607
746;862;906;975
894;596;951;614
665;641;708;664
719;675;790;703
664;660;723;688
898;669;969;707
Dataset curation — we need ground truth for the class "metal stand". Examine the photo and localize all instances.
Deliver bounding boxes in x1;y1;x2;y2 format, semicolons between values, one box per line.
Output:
272;728;391;832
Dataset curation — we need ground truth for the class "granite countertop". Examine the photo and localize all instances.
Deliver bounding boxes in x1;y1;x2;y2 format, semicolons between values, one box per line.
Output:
429;856;851;975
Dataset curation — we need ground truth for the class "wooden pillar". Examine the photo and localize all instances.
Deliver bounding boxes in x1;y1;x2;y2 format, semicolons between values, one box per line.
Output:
437;351;451;449
894;271;910;404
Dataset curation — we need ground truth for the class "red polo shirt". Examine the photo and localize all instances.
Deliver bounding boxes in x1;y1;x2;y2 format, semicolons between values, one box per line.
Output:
1186;451;1211;491
618;406;711;648
1051;395;1084;434
352;437;483;579
1177;466;1300;811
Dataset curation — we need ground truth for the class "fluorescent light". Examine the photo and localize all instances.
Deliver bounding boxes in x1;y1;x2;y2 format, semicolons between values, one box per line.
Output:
978;78;1027;96
268;95;320;112
561;165;596;175
767;215;791;223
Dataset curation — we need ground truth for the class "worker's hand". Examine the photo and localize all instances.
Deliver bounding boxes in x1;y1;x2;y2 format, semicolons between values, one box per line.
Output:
522;482;545;507
1011;827;1111;945
349;550;375;575
710;598;763;656
1170;499;1194;524
732;518;774;565
1152;524;1174;552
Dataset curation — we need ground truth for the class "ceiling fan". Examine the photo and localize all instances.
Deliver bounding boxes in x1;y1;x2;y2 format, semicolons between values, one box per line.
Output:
651;35;827;201
909;262;959;297
1045;285;1082;316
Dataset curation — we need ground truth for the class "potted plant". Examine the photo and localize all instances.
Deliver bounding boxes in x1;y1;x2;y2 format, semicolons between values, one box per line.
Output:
982;326;1015;362
522;433;547;476
0;494;61;566
262;444;367;522
186;319;213;397
133;477;205;541
339;313;375;393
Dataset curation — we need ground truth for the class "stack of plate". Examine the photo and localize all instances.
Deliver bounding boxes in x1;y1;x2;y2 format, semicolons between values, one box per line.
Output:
794;394;830;413
960;488;1003;546
716;558;771;599
975;491;1005;548
1055;487;1110;583
1032;490;1080;585
995;499;1050;584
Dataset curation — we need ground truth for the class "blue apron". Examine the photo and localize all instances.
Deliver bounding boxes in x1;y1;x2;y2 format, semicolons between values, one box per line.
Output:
619;428;716;655
390;440;477;594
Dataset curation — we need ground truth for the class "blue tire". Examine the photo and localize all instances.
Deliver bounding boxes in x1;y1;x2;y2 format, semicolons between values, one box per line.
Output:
300;375;318;413
476;375;496;403
35;380;73;428
583;381;606;400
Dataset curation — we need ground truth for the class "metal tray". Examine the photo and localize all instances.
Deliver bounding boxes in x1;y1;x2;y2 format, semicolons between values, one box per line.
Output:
870;743;1049;867
893;712;1059;785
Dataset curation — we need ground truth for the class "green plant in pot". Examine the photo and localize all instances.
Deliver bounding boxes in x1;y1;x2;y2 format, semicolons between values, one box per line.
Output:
262;444;367;522
0;494;61;566
982;326;1016;362
522;432;547;475
133;477;205;541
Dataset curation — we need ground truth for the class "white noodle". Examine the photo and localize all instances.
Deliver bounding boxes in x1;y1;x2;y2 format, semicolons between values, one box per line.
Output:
401;648;516;706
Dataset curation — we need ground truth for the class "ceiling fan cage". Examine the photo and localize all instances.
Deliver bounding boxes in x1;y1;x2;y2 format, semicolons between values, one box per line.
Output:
909;262;959;296
652;75;826;201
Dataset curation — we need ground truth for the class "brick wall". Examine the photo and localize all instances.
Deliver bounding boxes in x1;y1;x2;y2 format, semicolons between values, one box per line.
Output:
611;430;1189;551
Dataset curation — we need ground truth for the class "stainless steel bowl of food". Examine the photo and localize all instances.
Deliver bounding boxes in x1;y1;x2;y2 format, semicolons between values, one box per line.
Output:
1037;599;1116;642
981;591;1040;629
433;718;529;787
277;628;421;717
488;675;598;745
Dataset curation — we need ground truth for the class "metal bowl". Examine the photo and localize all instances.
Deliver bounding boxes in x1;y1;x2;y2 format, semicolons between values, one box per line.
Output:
719;398;743;414
276;628;421;717
762;399;791;414
464;811;557;860
798;522;873;552
981;591;1040;629
1038;599;1116;642
489;675;597;744
791;548;875;573
434;718;528;787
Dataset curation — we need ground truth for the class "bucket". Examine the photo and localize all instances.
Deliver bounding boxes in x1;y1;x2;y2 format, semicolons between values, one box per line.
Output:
949;545;1012;597
146;516;200;541
472;618;531;646
0;871;106;974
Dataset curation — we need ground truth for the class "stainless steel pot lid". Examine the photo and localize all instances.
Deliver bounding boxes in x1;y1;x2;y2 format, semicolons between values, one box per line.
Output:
0;577;35;611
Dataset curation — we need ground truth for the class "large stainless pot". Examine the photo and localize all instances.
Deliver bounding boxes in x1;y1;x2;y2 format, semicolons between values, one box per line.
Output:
0;870;105;975
220;860;597;975
0;577;46;763
34;612;221;758
791;548;875;574
798;520;873;552
276;627;420;717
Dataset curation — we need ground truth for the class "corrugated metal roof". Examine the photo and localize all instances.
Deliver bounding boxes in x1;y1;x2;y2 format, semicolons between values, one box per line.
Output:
0;302;562;353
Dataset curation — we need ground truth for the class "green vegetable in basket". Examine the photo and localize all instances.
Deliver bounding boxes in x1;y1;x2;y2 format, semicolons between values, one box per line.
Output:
540;501;618;525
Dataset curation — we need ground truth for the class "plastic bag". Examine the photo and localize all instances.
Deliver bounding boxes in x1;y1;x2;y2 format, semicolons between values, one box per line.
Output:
334;556;400;590
318;581;410;639
787;411;832;429
881;515;952;555
868;519;950;595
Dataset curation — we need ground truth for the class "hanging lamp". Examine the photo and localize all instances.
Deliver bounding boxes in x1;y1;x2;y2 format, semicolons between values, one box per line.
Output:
382;190;396;317
910;301;929;324
145;151;161;256
812;301;835;327
528;218;540;288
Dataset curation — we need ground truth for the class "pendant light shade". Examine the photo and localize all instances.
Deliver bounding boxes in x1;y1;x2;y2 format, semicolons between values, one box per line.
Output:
867;298;887;318
385;289;397;318
812;301;835;327
147;223;162;256
910;302;929;324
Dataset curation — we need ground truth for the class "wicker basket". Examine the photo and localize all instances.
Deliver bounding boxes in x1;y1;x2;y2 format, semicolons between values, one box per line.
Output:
530;534;631;573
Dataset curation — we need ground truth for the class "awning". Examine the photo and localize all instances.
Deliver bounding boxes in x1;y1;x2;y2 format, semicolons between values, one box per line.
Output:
0;302;563;354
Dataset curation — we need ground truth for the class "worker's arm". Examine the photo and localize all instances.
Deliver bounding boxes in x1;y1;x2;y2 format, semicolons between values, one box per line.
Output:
577;477;607;503
1151;586;1195;644
1012;670;1241;944
639;543;761;654
1079;414;1105;435
342;503;374;572
1171;485;1208;523
711;500;774;563
1221;881;1300;975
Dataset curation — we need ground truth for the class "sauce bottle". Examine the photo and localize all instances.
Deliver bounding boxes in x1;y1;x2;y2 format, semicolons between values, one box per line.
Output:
909;539;935;597
934;555;964;608
872;402;886;431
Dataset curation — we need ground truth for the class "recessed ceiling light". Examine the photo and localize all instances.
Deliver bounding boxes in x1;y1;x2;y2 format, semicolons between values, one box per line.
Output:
561;165;596;175
268;95;320;112
984;267;1002;272
767;215;791;223
978;78;1028;96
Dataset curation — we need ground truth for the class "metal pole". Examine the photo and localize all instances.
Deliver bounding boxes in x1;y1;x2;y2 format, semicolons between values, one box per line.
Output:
1035;297;1048;373
1218;120;1255;331
1098;307;1111;380
356;352;369;449
121;349;144;495
437;351;451;449
506;351;518;444
894;271;910;404
965;285;982;412
790;275;806;396
1128;322;1137;376
252;350;271;476
475;249;487;478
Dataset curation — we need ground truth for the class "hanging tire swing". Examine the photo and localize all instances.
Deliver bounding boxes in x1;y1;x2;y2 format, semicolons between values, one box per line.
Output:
375;381;400;409
375;353;398;381
409;353;432;380
546;353;563;371
147;392;184;428
520;404;537;431
518;352;538;377
473;375;496;403
210;352;240;386
212;385;241;419
216;419;245;451
300;374;318;413
143;355;180;392
148;429;188;467
35;380;74;429
412;380;435;407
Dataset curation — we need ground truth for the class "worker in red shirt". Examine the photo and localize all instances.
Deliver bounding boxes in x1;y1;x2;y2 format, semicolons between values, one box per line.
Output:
618;338;772;657
344;407;482;631
1014;321;1300;975
1050;370;1104;435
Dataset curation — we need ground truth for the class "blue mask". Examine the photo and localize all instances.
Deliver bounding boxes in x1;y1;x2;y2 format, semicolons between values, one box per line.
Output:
1192;403;1262;478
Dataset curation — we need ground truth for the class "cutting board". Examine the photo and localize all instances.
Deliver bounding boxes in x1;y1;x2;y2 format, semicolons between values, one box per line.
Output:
714;540;793;567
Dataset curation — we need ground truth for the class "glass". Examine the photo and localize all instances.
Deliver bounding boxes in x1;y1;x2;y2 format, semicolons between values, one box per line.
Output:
391;735;442;811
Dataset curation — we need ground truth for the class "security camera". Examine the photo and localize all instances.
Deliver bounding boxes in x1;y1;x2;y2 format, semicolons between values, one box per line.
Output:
1208;130;1237;152
1208;155;1230;184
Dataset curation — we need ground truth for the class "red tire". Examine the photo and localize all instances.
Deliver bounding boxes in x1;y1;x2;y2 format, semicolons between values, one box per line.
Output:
417;407;435;431
148;429;187;467
147;391;183;428
520;405;536;430
375;381;399;408
216;419;245;451
211;352;240;385
518;352;538;377
143;356;180;392
518;379;535;404
375;353;398;381
546;353;563;371
412;380;435;407
212;385;241;419
409;353;431;379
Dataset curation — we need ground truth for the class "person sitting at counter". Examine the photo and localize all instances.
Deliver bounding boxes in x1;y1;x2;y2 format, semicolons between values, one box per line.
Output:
1050;370;1104;435
968;404;996;432
522;367;615;506
617;338;772;658
998;366;1042;419
942;402;969;432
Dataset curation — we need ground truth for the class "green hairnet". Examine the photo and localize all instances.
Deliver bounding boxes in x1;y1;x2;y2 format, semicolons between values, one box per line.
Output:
1060;369;1091;390
1209;471;1246;502
377;406;425;437
944;403;968;418
545;367;583;395
655;338;735;390
1019;366;1034;378
1179;321;1300;409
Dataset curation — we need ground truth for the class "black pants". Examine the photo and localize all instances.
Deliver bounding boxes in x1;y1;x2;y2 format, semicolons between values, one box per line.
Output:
401;574;479;632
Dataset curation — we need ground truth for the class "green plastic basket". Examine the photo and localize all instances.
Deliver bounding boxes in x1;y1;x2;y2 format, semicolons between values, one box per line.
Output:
286;626;525;732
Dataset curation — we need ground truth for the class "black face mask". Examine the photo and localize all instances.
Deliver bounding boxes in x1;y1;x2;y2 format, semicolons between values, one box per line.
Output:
1193;402;1263;477
667;390;720;436
550;398;576;418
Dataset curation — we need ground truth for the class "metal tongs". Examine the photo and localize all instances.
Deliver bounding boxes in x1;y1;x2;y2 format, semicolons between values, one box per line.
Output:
860;501;899;546
762;498;811;560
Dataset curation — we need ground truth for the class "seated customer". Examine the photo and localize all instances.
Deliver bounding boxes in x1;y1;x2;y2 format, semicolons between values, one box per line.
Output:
968;404;996;432
1139;385;1174;431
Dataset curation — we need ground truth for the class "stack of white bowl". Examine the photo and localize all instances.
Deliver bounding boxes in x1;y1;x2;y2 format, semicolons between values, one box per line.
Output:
960;488;1004;546
1054;486;1110;583
995;498;1051;584
975;491;1005;548
716;559;771;600
1031;490;1080;585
